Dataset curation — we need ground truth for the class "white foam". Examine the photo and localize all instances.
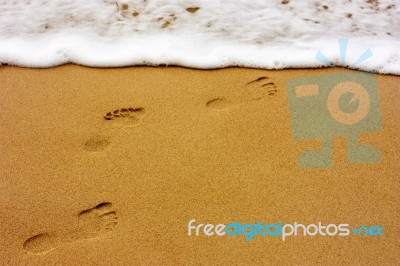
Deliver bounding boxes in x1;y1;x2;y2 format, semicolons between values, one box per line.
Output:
0;0;399;74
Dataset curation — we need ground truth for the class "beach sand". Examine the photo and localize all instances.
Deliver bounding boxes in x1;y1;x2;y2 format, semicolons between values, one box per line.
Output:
0;65;399;264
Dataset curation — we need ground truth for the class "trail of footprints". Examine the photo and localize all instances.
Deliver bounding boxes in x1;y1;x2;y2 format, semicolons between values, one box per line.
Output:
26;77;278;255
23;202;117;255
206;76;278;110
84;77;276;151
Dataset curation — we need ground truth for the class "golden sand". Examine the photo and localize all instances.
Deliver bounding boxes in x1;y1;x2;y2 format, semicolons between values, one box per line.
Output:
0;65;399;264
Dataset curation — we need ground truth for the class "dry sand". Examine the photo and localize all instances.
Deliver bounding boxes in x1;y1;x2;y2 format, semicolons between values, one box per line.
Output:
0;65;399;264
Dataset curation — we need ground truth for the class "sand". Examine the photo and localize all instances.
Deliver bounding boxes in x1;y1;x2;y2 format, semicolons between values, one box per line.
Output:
0;65;399;264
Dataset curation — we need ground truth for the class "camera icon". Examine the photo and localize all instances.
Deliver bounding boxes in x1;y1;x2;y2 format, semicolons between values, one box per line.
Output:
286;72;382;168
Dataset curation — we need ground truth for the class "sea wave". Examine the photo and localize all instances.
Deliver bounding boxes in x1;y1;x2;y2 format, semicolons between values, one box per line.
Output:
0;0;399;74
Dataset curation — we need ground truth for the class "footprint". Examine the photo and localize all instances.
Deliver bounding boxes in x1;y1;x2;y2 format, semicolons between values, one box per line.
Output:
84;135;111;152
206;77;278;110
23;202;118;255
104;107;145;126
205;98;232;110
244;76;278;99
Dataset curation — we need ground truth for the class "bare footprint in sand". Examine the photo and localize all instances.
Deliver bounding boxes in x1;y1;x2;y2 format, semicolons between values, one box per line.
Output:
83;107;145;152
205;97;232;110
206;76;278;110
84;135;111;152
23;202;118;255
245;76;278;99
103;107;145;126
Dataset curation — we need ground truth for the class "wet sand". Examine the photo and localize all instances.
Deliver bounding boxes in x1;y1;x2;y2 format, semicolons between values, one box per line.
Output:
0;65;399;264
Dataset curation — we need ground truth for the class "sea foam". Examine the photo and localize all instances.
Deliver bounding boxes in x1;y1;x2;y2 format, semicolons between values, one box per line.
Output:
0;0;399;74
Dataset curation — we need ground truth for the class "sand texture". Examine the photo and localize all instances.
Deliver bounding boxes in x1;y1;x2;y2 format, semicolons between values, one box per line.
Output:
0;65;399;264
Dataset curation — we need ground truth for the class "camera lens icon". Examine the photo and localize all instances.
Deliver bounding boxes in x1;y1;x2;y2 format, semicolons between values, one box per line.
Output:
327;82;370;125
286;72;382;168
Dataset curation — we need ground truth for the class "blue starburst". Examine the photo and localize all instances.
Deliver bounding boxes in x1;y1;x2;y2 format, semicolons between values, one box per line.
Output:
316;39;373;68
